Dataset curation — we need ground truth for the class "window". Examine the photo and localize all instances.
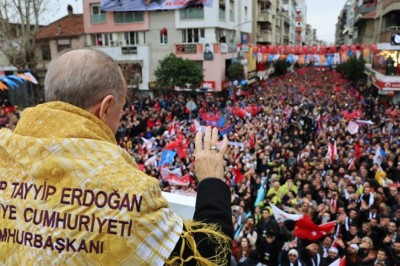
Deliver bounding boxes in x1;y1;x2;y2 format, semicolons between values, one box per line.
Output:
93;33;114;46
160;28;168;44
260;2;271;11
182;28;204;43
91;4;106;24
57;44;70;52
229;0;234;21
124;32;139;45
41;45;51;60
114;12;144;23
180;8;204;19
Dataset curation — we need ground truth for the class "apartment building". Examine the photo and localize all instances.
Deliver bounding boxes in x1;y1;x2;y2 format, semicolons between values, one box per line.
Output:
294;0;306;45
33;0;323;96
81;0;253;94
337;0;400;103
281;0;297;45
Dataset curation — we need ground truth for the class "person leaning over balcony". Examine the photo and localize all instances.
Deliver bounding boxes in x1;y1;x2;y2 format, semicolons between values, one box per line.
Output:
0;48;233;266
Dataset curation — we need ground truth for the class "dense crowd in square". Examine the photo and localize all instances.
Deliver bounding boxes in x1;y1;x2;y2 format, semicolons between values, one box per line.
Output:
2;66;400;265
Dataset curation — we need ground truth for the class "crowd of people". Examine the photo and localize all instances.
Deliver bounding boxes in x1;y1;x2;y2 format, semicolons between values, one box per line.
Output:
2;66;400;265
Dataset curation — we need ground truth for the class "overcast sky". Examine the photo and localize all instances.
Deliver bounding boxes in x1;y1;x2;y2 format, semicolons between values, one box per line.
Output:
44;0;346;44
305;0;347;44
42;0;83;24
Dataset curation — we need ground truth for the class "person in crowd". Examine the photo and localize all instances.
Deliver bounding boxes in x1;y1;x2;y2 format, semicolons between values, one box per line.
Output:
236;217;258;249
280;247;304;266
255;208;279;242
374;248;389;266
259;230;283;265
346;244;362;266
233;237;252;264
358;236;377;264
326;247;340;265
0;49;233;265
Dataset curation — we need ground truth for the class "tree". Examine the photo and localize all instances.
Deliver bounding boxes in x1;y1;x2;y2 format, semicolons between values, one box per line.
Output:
227;62;245;81
336;57;366;83
273;59;291;76
0;0;50;70
154;53;203;90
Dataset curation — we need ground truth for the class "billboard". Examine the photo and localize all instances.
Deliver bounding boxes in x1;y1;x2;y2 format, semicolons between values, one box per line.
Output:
101;0;214;12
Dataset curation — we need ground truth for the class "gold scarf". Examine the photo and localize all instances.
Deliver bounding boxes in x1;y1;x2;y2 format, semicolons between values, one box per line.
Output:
0;102;230;265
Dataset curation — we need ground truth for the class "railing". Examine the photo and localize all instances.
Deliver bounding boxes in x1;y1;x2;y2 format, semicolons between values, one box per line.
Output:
229;10;234;21
257;12;272;22
91;14;106;24
381;26;400;33
379;31;396;42
356;3;376;15
382;0;400;10
257;31;272;43
219;9;226;21
180;8;205;19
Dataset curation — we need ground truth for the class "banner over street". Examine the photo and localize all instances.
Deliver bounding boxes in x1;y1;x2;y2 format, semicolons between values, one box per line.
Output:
101;0;214;12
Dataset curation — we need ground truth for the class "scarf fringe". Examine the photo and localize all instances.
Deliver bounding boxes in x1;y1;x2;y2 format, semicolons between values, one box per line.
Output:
165;220;232;266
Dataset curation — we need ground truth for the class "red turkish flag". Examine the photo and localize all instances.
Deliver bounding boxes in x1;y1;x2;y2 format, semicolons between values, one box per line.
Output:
233;166;245;184
294;215;335;241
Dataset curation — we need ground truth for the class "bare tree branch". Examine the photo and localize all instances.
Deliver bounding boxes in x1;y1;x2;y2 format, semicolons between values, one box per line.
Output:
0;0;51;70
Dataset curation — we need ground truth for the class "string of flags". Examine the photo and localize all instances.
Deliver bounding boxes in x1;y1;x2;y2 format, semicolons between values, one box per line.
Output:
0;72;38;91
242;43;378;66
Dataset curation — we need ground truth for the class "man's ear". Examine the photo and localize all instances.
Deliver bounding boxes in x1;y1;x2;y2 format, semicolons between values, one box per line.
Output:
98;95;114;122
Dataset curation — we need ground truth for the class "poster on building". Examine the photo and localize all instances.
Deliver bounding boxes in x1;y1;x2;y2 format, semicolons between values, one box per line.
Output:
203;43;214;61
101;0;214;11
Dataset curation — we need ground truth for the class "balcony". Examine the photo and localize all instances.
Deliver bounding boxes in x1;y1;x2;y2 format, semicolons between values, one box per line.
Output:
229;10;234;22
173;43;237;57
257;12;272;22
379;26;400;42
219;9;226;21
256;31;272;43
91;44;150;61
91;14;106;24
180;8;205;19
356;3;376;15
382;0;400;11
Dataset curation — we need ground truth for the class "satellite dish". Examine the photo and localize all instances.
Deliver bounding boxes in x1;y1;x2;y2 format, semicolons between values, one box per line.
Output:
391;33;400;45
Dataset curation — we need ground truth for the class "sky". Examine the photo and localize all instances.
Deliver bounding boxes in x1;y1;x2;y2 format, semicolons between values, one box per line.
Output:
43;0;346;44
42;0;83;24
305;0;348;44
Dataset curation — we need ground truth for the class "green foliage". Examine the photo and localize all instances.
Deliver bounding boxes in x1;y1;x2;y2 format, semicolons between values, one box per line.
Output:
227;62;245;81
154;53;203;89
336;57;366;82
273;59;291;76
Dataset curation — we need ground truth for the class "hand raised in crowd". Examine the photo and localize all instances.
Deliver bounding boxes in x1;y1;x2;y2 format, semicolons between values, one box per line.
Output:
383;233;394;244
194;126;228;182
334;237;345;249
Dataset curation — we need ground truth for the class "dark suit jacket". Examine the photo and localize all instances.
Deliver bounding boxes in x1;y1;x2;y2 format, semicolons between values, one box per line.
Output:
169;178;234;265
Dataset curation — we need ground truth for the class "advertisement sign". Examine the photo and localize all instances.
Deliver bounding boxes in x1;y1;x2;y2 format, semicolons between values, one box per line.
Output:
220;43;228;54
101;0;214;11
199;81;215;91
373;76;400;91
176;44;198;54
